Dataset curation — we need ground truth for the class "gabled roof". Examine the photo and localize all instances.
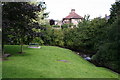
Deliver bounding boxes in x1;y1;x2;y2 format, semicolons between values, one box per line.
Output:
64;9;83;19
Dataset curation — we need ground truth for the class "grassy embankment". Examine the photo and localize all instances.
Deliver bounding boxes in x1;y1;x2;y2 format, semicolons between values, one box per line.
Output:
2;45;119;78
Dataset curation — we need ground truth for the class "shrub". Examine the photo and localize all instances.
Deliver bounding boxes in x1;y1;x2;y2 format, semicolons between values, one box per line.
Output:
32;37;44;45
41;28;64;46
92;16;120;73
61;24;69;29
52;25;60;28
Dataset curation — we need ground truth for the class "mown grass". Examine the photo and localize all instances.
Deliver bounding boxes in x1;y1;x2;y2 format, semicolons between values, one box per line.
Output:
2;45;119;78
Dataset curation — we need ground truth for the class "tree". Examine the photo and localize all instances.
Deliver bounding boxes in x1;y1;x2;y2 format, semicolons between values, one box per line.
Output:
50;19;55;25
31;1;49;25
92;16;120;73
92;0;120;73
2;2;46;53
78;14;90;27
108;0;120;24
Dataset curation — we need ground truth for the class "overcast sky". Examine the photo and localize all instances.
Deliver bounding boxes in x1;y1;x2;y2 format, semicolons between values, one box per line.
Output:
38;0;115;20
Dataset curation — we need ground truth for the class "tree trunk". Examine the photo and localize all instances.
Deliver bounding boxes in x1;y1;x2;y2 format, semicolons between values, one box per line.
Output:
20;36;24;54
2;42;4;56
20;43;23;53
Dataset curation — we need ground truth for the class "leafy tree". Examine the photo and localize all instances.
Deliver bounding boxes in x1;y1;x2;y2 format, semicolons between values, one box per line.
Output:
52;29;64;46
74;17;106;53
89;18;107;50
92;0;120;73
61;24;69;29
108;0;120;24
92;15;120;73
31;1;49;25
78;14;90;27
40;27;64;46
35;10;49;25
50;19;55;25
2;2;46;53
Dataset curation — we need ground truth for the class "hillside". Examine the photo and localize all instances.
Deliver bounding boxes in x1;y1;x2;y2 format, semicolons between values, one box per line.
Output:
3;45;118;78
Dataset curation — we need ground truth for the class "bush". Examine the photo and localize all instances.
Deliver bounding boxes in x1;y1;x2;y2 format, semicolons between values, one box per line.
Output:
41;28;64;46
63;28;93;53
62;18;107;54
61;24;69;29
92;42;119;73
52;25;60;28
92;16;120;73
52;29;64;46
32;37;44;45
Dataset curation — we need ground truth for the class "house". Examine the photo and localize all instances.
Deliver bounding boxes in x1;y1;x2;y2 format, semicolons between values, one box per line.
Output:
62;9;83;28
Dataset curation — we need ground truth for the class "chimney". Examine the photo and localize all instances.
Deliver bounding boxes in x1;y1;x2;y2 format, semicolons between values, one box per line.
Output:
71;9;75;13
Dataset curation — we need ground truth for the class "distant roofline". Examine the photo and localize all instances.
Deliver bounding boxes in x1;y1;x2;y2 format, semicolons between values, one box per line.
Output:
63;9;83;19
63;17;83;19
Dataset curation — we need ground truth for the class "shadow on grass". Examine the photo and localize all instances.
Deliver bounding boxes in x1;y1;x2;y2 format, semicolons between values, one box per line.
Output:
4;45;35;57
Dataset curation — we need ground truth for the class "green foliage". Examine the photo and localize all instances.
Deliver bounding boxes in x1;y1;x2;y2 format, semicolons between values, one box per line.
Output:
109;0;120;24
61;24;69;29
41;24;52;28
78;14;90;27
41;28;53;45
35;10;49;25
92;16;120;73
41;28;64;46
62;17;107;53
2;2;46;53
61;23;74;29
32;37;44;45
92;0;120;73
39;17;107;54
69;23;74;27
52;29;64;46
32;28;41;33
52;25;60;28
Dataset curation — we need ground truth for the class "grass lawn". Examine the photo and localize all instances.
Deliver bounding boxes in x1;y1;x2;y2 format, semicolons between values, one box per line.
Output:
2;45;119;78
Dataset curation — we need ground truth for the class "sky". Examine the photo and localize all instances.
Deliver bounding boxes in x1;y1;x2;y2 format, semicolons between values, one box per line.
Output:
38;0;115;20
